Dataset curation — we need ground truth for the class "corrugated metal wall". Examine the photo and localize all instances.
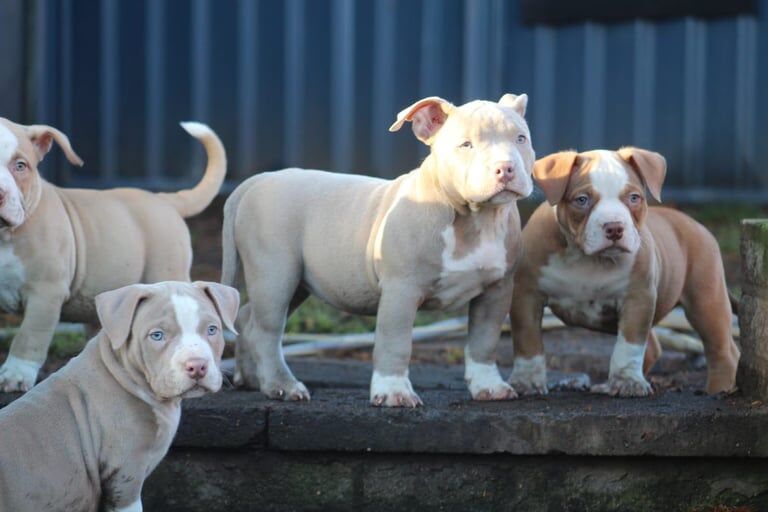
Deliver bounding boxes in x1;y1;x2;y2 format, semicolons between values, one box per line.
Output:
1;0;766;201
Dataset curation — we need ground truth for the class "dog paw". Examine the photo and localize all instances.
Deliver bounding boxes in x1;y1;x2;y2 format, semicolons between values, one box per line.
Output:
507;355;548;395
471;381;518;401
370;372;422;408
591;376;652;397
263;380;311;402
0;357;39;392
465;349;517;401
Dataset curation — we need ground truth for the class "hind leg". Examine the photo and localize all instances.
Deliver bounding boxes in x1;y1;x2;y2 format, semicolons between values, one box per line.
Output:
234;255;310;401
680;242;739;393
681;284;739;394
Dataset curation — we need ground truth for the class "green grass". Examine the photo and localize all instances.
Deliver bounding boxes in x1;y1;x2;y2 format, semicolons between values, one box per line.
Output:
0;329;87;358
676;203;768;254
285;296;454;334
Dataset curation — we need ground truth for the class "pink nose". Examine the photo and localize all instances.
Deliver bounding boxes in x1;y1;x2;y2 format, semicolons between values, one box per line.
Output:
184;358;208;380
494;161;515;183
603;222;624;241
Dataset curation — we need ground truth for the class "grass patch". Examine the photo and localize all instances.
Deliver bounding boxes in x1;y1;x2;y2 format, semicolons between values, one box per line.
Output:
676;203;768;255
285;296;455;334
0;329;87;358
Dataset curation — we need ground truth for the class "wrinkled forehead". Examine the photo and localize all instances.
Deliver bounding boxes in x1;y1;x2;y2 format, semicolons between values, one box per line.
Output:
444;100;528;137
133;284;217;331
569;150;643;193
0;119;36;166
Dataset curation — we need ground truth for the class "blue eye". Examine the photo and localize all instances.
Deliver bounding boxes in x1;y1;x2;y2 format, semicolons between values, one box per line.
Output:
206;325;219;336
149;330;165;342
516;134;527;144
573;195;590;208
629;193;642;204
14;161;27;172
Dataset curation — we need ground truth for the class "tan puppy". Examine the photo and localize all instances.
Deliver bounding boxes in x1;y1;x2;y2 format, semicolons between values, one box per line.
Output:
0;119;226;392
0;281;239;512
223;94;535;407
508;148;740;397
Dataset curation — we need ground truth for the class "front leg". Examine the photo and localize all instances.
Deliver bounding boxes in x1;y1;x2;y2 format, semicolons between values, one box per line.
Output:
370;281;422;408
465;277;517;401
507;282;548;395
591;288;656;397
0;287;67;392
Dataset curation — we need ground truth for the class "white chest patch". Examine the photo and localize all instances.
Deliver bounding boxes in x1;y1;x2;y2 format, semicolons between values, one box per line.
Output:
431;210;509;310
538;250;634;331
0;242;26;312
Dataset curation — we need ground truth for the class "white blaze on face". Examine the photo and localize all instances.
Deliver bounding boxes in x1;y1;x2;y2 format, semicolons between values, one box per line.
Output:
583;151;640;255
169;294;220;395
0;124;24;228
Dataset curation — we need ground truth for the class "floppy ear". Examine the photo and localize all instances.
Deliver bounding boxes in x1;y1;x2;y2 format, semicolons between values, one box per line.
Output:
195;281;240;334
388;96;454;145
498;93;528;117
95;285;152;350
533;151;581;205
24;124;84;166
617;147;666;202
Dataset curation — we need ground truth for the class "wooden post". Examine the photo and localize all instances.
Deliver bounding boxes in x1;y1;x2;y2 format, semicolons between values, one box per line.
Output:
738;219;768;398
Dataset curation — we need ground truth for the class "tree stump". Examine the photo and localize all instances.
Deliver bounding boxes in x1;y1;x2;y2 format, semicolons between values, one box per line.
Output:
738;219;768;399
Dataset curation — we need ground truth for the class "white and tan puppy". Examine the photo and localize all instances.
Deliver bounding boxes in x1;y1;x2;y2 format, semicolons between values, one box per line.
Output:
223;94;535;407
0;118;226;392
508;148;740;397
0;281;239;512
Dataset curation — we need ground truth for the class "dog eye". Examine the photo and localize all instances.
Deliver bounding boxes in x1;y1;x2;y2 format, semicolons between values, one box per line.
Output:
629;193;642;204
573;195;590;208
14;160;27;172
149;330;165;342
458;141;473;149
206;325;219;336
516;134;527;144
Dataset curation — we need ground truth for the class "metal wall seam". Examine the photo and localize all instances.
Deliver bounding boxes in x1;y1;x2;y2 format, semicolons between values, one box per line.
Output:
735;15;757;186
682;17;706;187
284;0;305;168
191;0;211;175
331;0;355;173
99;0;118;183
371;0;396;177
145;0;164;182
582;22;606;149
532;26;556;154
632;20;655;150
237;0;258;178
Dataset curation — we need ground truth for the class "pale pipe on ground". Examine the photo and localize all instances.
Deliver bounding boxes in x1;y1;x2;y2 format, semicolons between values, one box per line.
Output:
738;219;768;399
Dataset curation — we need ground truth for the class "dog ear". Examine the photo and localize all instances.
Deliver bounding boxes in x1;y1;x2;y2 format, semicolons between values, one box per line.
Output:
533;151;581;205
617;147;667;202
195;282;240;334
498;93;528;117
24;124;84;167
389;96;454;145
95;285;152;350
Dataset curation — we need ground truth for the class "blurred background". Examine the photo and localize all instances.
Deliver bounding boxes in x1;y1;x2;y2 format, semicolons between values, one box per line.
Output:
0;0;766;201
0;0;766;350
0;0;768;378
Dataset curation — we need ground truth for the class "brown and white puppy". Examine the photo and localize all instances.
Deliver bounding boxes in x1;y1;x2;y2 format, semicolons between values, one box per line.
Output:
0;281;239;512
0;119;226;392
223;94;534;407
508;148;740;396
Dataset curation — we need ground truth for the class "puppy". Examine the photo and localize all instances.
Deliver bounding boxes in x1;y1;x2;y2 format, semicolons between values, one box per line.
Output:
0;281;239;512
0;119;226;392
508;148;740;396
223;94;535;406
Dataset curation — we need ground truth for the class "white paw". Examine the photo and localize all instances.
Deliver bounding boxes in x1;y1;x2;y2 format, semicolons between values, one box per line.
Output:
370;371;422;408
0;356;40;392
262;379;311;401
591;373;652;397
465;349;517;401
507;354;548;395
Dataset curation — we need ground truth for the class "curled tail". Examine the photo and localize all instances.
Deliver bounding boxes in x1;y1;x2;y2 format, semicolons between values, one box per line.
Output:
159;122;227;218
221;182;248;289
